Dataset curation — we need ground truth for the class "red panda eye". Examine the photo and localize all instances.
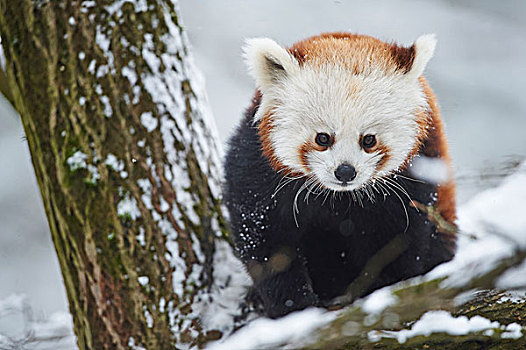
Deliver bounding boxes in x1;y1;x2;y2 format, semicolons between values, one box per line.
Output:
315;133;332;147
361;134;377;149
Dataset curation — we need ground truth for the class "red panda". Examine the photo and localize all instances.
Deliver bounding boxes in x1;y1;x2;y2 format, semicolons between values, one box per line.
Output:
224;32;456;318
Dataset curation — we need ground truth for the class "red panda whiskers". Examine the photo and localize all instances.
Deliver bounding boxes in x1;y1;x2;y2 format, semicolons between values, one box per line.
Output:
225;32;457;318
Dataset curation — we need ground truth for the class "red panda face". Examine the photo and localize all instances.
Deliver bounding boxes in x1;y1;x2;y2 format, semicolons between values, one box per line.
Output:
244;33;435;192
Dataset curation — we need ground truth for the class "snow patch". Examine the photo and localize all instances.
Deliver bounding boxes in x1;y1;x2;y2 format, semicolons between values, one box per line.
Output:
138;276;149;286
105;153;123;170
428;163;526;287
100;95;113;118
81;0;96;9
409;156;451;184
368;311;523;343
0;36;5;70
132;85;141;104
140;112;158;132
122;65;138;86
105;0;148;16
31;311;74;340
95;26;110;52
361;288;397;315
166;240;186;298
497;291;526;304
497;259;526;289
96;64;109;78
501;322;523;339
206;308;335;350
88;59;96;74
95;25;115;76
197;240;252;333
86;164;101;184
117;195;141;220
0;294;75;349
136;227;146;246
66;151;87;171
137;178;153;210
105;153;127;178
143;306;153;328
0;294;26;312
395;311;498;342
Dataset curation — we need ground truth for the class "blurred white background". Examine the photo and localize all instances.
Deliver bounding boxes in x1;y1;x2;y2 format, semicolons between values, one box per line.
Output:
0;0;525;325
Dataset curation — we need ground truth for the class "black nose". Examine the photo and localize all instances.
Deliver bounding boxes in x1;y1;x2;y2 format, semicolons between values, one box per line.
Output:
334;164;357;183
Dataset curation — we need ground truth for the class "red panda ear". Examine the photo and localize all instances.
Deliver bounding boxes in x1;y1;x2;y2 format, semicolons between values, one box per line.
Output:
406;34;437;79
243;38;300;92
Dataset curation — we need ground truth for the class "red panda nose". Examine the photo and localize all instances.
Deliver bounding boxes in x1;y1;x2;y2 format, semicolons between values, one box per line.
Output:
334;164;357;183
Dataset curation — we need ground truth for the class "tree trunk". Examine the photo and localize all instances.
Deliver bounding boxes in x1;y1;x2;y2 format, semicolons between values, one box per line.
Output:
0;1;227;349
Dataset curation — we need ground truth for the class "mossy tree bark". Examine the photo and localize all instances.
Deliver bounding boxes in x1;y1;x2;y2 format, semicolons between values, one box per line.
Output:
0;0;228;349
301;248;526;350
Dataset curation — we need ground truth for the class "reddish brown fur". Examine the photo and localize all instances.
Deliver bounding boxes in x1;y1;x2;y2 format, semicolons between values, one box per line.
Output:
390;43;416;73
404;108;432;167
256;90;303;177
253;90;278;169
288;32;417;74
299;138;331;172
299;142;313;172
258;109;281;171
418;78;457;225
356;134;392;172
375;142;392;172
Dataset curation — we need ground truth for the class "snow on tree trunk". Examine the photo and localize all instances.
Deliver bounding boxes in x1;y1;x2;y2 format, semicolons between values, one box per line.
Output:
0;0;230;348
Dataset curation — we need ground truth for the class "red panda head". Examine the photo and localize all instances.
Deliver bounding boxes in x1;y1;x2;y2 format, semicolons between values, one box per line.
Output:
244;33;436;192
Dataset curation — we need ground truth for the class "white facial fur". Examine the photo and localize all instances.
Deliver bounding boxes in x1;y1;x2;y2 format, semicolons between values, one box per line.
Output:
244;35;436;192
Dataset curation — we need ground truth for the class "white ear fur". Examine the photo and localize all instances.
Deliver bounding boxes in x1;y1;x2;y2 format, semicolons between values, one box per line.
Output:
407;34;437;78
243;38;300;92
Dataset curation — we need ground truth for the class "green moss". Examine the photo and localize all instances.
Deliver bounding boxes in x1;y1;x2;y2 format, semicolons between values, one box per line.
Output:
393;278;447;298
65;145;79;160
118;212;133;222
83;178;98;187
455;291;526;327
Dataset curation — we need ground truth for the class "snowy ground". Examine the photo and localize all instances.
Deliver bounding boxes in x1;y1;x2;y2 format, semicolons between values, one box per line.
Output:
0;295;76;350
0;0;525;346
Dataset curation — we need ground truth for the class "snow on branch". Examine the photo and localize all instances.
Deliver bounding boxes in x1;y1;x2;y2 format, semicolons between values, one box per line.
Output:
207;163;526;349
0;295;75;350
0;36;5;71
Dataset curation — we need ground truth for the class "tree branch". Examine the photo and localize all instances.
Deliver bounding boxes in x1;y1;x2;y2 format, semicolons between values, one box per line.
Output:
304;246;526;349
